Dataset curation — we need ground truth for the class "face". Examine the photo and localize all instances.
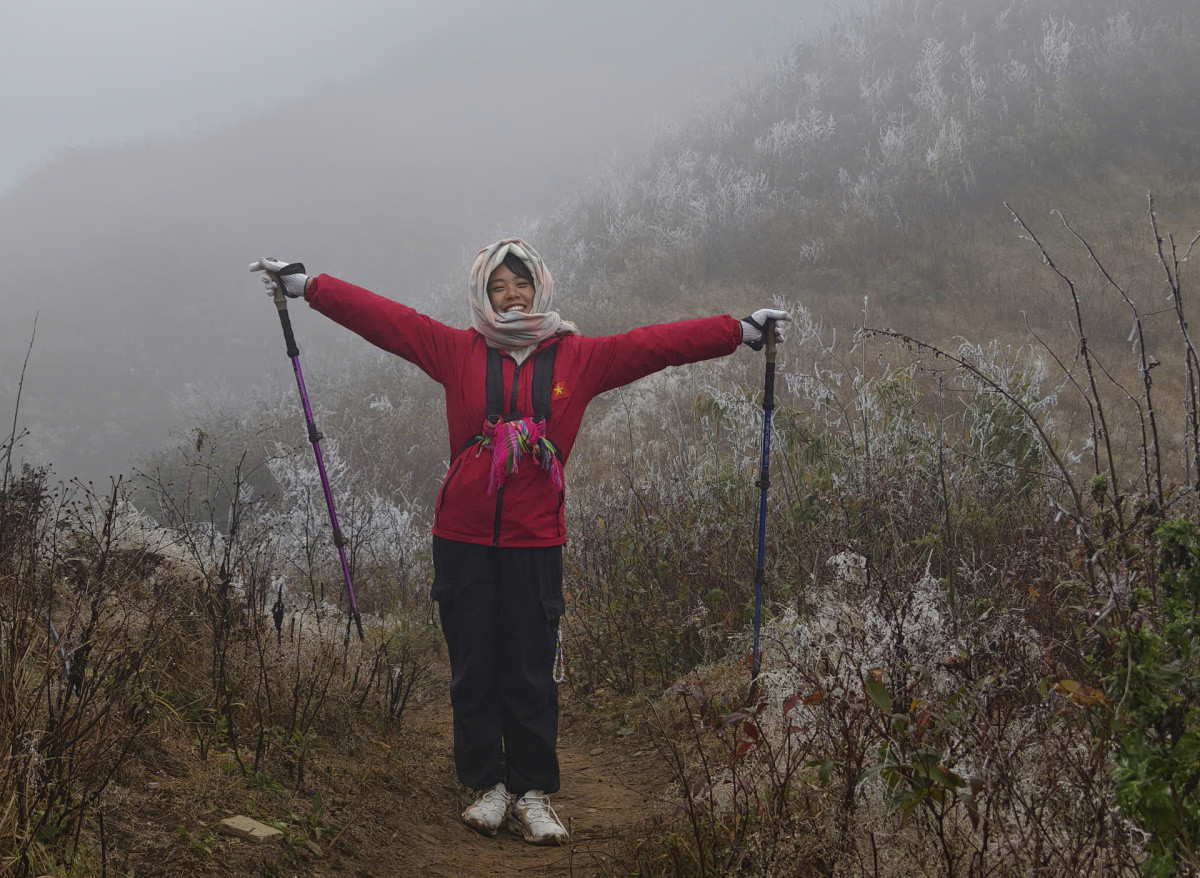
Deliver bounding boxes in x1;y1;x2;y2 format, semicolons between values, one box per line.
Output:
487;263;535;315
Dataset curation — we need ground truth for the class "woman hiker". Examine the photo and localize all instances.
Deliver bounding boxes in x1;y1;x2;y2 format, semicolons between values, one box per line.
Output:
251;240;788;846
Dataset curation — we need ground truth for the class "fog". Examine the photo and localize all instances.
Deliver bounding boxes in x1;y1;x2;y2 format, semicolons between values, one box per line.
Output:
0;0;826;483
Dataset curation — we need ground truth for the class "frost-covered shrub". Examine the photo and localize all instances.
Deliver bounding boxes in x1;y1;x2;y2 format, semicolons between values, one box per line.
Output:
257;437;426;616
611;267;1192;873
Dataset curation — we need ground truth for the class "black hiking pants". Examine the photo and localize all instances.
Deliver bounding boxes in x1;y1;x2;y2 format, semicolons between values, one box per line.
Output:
431;536;564;796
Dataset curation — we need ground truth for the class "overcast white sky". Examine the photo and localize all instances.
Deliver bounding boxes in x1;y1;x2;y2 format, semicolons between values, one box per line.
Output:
2;1;456;190
1;0;824;194
0;0;833;481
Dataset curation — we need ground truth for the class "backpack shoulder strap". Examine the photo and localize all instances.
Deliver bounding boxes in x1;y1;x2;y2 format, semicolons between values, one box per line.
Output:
531;342;560;422
485;347;504;423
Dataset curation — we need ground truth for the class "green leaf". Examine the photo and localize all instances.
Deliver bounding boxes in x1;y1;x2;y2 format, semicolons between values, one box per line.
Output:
818;759;833;784
930;765;965;789
864;677;891;713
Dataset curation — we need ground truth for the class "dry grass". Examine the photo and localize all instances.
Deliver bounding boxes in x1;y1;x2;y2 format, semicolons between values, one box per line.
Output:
0;453;444;876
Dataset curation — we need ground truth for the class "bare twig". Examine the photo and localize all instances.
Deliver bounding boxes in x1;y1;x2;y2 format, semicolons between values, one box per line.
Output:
1056;210;1162;505
1008;203;1122;531
2;314;38;495
1149;191;1200;490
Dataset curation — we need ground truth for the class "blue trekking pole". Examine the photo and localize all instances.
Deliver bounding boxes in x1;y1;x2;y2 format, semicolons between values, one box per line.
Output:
750;320;776;697
265;263;364;640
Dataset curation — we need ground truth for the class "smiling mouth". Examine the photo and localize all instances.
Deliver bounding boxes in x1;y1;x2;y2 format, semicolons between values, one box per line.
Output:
503;305;527;314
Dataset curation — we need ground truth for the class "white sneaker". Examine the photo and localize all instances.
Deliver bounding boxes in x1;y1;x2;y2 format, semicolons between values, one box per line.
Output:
461;782;512;837
506;790;569;846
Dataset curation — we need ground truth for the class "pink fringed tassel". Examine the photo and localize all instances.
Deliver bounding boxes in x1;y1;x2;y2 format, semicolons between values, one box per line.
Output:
482;417;556;495
533;436;565;492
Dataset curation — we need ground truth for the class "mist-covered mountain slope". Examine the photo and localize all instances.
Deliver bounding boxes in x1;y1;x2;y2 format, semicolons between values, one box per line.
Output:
180;0;1200;511
514;0;1200;333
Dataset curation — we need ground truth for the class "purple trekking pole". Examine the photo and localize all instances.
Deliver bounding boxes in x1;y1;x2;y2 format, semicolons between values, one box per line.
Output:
268;265;364;640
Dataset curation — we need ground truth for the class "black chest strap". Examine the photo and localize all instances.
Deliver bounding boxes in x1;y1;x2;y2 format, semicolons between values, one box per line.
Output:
463;343;560;454
485;343;559;422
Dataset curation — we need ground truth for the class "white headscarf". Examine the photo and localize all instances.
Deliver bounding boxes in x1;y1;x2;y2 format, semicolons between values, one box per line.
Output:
469;238;578;365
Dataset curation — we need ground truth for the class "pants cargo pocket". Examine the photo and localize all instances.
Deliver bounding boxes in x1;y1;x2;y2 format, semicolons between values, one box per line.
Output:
431;576;459;647
431;576;455;608
540;595;564;626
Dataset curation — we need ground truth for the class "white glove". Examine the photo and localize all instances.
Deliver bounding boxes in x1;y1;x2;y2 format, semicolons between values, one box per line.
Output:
249;257;309;299
740;308;791;350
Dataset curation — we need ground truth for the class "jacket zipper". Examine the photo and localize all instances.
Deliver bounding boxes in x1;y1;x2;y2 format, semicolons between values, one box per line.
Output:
492;358;521;546
435;452;467;527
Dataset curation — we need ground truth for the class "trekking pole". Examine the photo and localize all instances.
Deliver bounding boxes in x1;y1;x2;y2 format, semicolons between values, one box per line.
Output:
750;320;776;699
269;274;364;640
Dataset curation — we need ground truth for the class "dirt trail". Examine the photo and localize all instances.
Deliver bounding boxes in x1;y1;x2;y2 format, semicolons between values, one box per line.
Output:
110;669;668;877
374;692;666;878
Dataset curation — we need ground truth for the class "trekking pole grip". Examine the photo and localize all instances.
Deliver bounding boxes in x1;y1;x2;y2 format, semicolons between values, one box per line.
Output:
272;282;301;358
763;319;776;411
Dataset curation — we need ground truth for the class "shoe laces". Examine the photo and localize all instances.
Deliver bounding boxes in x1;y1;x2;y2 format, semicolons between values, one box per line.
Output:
479;783;510;808
517;791;562;828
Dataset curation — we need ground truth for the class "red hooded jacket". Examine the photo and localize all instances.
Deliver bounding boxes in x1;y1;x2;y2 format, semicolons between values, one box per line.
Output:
306;274;742;547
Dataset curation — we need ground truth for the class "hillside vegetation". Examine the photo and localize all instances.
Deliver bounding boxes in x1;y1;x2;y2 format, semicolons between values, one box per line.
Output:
8;0;1200;875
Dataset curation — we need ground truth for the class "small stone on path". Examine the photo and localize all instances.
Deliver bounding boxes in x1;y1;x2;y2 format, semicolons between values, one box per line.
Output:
589;747;605;756
219;816;283;844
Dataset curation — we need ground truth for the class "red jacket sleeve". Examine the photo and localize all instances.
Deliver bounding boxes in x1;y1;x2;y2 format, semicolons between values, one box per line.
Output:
305;274;465;384
579;315;742;397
